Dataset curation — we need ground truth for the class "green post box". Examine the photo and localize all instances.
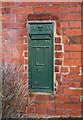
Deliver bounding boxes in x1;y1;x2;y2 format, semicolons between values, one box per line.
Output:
28;22;54;92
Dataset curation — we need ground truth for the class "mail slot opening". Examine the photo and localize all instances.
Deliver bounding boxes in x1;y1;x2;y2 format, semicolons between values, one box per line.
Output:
29;34;52;40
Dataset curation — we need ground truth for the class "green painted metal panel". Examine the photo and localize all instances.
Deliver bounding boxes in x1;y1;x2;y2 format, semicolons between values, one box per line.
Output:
28;22;54;92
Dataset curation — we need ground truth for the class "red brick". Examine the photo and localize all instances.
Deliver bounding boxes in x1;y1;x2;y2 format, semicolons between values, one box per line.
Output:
2;7;10;14
16;2;30;7
55;60;62;65
0;8;1;14
26;107;34;114
57;21;68;28
70;21;81;28
55;109;64;116
56;95;69;103
24;66;28;71
2;22;26;29
82;52;83;58
64;44;81;51
16;44;27;51
69;5;81;12
48;2;64;5
63;13;81;20
71;103;81;110
16;2;46;7
2;44;16;51
81;104;83;110
35;107;47;114
47;109;56;115
2;57;12;64
24;52;28;57
11;51;20;59
56;73;61;81
64;52;69;59
2;15;15;23
63;74;81;81
2;37;11;44
0;2;1;7
2;29;17;38
64;88;81;95
57;87;63;95
61;82;69;87
33;5;45;13
55;45;62;51
64;103;81;110
64;59;81;66
36;101;51;108
48;95;55;101
82;38;83;44
81;111;83;116
64;29;81;36
17;29;27;36
36;95;48;101
52;102;63;109
24;59;28;65
11;7;33;14
55;66;59;72
60;67;68;73
13;56;24;64
70;67;79;74
64;2;81;5
70;110;81;116
28;13;51;21
63;110;70;116
36;102;45;108
70;96;80;103
16;15;27;22
61;21;68;28
2;2;15;7
46;102;52;108
11;37;24;44
51;13;63;20
69;52;81;58
55;52;63;58
0;16;2;22
55;37;61;43
24;37;28;43
46;5;68;13
81;67;83;74
69;82;81;88
62;36;69;43
56;29;63;35
69;36;81;44
2;51;11;58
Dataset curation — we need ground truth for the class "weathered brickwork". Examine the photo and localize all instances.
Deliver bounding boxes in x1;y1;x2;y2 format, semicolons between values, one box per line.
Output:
2;2;82;118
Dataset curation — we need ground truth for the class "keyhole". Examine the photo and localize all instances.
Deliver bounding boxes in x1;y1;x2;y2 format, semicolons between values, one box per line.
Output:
36;68;39;71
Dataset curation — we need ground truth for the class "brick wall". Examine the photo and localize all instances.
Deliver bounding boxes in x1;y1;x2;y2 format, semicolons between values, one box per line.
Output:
2;2;82;118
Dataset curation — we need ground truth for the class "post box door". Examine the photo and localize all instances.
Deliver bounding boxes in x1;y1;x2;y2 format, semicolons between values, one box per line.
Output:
28;22;54;92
